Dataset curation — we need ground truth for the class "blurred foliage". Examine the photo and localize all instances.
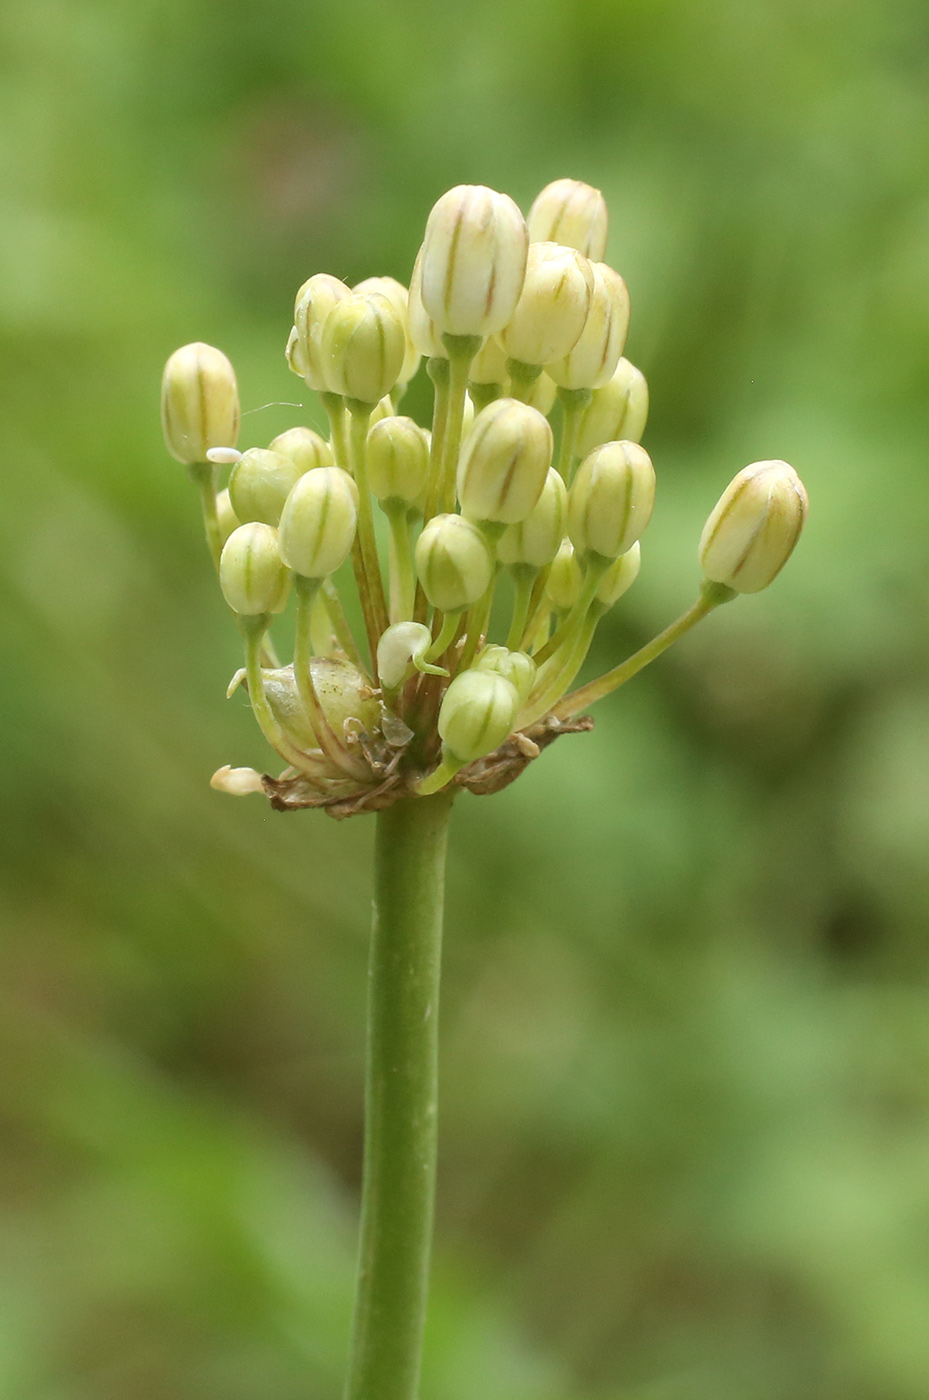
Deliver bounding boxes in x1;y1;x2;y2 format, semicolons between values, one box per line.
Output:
2;0;929;1396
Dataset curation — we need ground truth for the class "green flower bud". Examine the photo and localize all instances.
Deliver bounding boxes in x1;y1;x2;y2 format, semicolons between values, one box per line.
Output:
497;467;566;568
278;467;358;579
699;460;808;594
545;539;583;610
469;335;509;388
264;659;380;748
568;441;655;560
354;275;420;384
527;179;609;262
367;415;430;504
414;513;494;613
420;185;529;337
216;488;240;546
229;448;304;526
522;371;557;416
321;293;406;406
457;398;553;526
474;646;537;704
291;273;352;391
408;248;446;359
161;342;240;464
547;263;630;391
498;242;595;368
269;426;333;473
596;541;641;607
368;395;397;426
438;669;519;762
575;358;649;459
219;522;290;616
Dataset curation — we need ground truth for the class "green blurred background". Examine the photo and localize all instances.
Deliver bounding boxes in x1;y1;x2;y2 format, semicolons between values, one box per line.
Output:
2;0;929;1396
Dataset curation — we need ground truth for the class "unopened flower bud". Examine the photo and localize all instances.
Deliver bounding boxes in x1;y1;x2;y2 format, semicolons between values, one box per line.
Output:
264;659;380;746
414;513;494;613
211;765;265;796
291;273;353;391
278;467;358;579
368;395;396;426
269;426;333;473
568;441;655;560
420;185;529;337
354;275;420;384
547;263;629;391
216;488;240;546
545;539;583;610
527;179;609;262
457;398;553;526
367;416;430;504
497;468;566;568
474;646;537;704
469;335;509;388
408;248;446;359
229;448;304;526
575;358;649;459
522;371;557;416
161;343;240;464
438;669;519;762
219;522;290;615
596;541;641;607
699;460;808;593
376;621;449;689
498;243;595;368
321;293;406;406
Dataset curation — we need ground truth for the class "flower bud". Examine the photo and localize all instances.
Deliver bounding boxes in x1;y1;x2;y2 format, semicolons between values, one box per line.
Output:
469;335;509;388
575;358;649;459
527;179;609;262
291;273;353;391
545;539;583;611
414;513;494;613
474;646;537;704
219;522;290;615
264;659;380;747
216;488;240;546
211;765;265;796
568;441;655;560
438;669;519;762
522;371;557;416
369;394;397;426
498;242;595;368
161;343;240;464
229;448;304;526
497;467;566;568
269;426;333;473
547;263;630;390
596;541;641;607
457;398;553;526
420;185;529;338
278;467;358;579
699;460;808;593
354;275;420;384
367;415;430;504
408;248;446;359
321;293;406;406
376;621;446;688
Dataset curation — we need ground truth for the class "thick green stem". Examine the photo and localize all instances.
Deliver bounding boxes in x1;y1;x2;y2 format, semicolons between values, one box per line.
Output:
345;790;455;1400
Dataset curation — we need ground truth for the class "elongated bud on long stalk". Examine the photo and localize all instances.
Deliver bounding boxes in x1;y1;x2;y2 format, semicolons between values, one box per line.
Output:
229;448;304;526
216;488;240;546
278;467;358;579
420;185;529;337
568;441;655;560
474;646;537;704
457;398;553;526
408;248;446;359
438;669;519;762
596;541;641;607
291;273;352;391
497;467;566;568
699;460;808;593
527;179;609;262
270;426;333;473
498;243;595;368
546;539;583;610
321;294;406;406
575;358;649;459
161;343;240;463
547;263;629;391
414;513;494;613
354;275;420;384
367;416;430;504
219;523;290;615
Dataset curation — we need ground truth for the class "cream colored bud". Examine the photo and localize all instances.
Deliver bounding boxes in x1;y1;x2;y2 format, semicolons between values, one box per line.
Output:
229;448;304;526
699;460;808;594
321;293;406;406
408;248;446;359
367;416;430;504
376;621;444;688
219;522;290;616
368;395;396;426
216;488;240;546
522;371;557;416
568;441;655;560
161;342;240;464
420;185;529;337
547;263;630;390
474;646;537;704
278;467;358;579
545;539;583;611
527;179;609;262
354;275;420;384
457;398;553;526
292;273;352;391
596;541;641;607
498;242;596;368
575;358;649;459
438;669;519;763
414;513;494;613
269;426;333;473
497;468;566;568
469;335;509;387
211;765;265;796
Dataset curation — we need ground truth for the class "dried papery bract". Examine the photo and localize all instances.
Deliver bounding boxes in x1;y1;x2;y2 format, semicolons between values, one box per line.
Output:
699;460;809;593
528;178;609;262
161;342;240;464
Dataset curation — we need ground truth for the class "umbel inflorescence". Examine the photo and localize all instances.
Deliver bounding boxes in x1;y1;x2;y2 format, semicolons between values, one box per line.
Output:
161;180;808;818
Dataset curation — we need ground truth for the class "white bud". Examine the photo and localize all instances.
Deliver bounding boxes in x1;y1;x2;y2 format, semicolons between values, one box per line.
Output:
596;541;641;607
161;343;240;464
367;416;431;504
568;441;655;560
321;293;406;406
219;523;290;615
414;513;494;613
269;426;333;472
545;539;583;611
547;263;630;391
420;185;529;337
278;467;358;579
699;460;808;593
438;669;519;762
497;468;566;568
354;275;421;384
498;242;595;368
291;273;353;391
457;398;553;525
527;178;609;262
575;358;649;459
